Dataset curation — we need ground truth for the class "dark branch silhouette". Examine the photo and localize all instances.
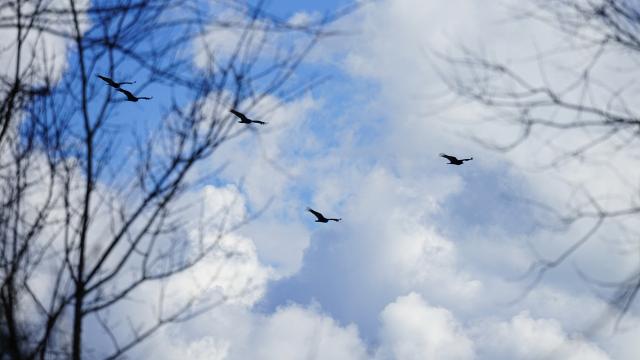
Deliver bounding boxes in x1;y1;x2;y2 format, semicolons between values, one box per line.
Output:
97;74;136;89
440;0;640;328
116;88;152;102
0;0;353;358
307;208;341;223
230;109;267;125
439;153;473;165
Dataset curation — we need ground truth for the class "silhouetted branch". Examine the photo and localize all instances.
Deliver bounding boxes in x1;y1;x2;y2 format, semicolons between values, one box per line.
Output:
0;0;352;358
443;0;640;325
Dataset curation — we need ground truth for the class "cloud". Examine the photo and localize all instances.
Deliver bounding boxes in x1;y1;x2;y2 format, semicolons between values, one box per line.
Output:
0;0;91;85
201;93;320;278
243;304;368;360
471;311;609;360
287;11;320;27
163;184;273;308
376;292;475;360
142;303;368;360
74;182;274;357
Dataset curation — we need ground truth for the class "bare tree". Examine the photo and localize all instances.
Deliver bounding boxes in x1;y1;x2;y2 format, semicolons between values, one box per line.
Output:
0;0;352;358
440;0;640;327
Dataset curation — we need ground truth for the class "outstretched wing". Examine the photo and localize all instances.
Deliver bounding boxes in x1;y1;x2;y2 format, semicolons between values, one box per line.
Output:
252;120;267;125
307;207;324;221
97;74;116;87
230;109;248;121
439;153;458;162
116;88;135;100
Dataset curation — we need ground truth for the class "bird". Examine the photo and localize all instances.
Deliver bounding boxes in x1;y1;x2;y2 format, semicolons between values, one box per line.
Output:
229;109;267;125
116;88;152;102
440;153;473;165
97;74;135;89
307;208;341;223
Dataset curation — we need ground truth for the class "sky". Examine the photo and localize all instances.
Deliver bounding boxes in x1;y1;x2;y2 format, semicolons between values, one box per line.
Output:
7;0;640;359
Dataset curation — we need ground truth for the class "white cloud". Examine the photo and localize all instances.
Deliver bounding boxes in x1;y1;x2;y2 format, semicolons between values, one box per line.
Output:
287;11;319;27
600;320;640;360
143;303;368;360
202;94;320;277
0;0;90;85
154;184;273;309
158;336;230;360
376;292;475;360
243;304;368;360
471;311;609;360
342;167;481;310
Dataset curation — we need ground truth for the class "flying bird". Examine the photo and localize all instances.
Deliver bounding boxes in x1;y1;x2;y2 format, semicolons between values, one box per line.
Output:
440;153;473;165
307;208;341;223
97;74;135;89
116;88;152;102
229;109;267;125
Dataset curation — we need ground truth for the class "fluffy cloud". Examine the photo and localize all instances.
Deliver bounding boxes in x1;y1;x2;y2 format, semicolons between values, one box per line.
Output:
0;0;90;85
203;94;320;278
376;292;475;360
142;303;368;360
471;311;609;360
163;184;273;307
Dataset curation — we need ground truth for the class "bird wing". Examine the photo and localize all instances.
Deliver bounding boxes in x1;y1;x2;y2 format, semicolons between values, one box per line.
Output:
116;88;135;100
307;207;324;220
252;120;267;125
439;153;457;162
230;109;248;121
97;75;115;86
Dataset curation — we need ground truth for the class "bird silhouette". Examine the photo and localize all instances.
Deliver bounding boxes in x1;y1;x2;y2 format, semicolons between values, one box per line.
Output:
116;88;152;102
440;153;473;165
307;208;341;223
97;74;135;89
230;109;267;125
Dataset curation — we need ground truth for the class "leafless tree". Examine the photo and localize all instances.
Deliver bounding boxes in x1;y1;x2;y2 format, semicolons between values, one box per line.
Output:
440;0;640;328
0;0;352;358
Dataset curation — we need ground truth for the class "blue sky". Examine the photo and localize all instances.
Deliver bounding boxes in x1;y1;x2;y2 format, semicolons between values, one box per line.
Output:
9;0;640;358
